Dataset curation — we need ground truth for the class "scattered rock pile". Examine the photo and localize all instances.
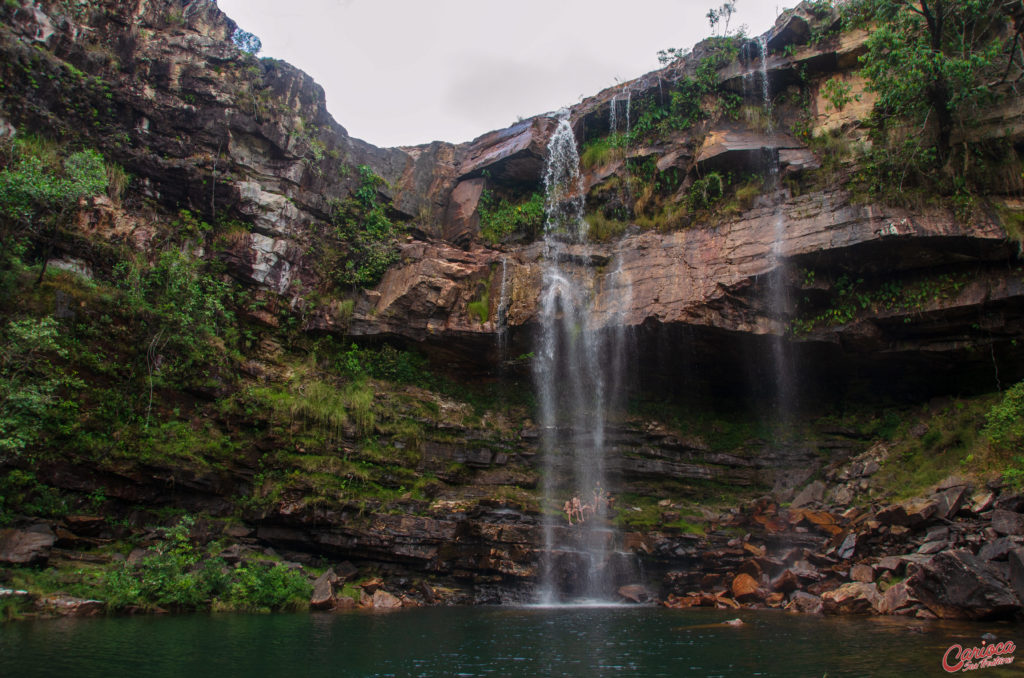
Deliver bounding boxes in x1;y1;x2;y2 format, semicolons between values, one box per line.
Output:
659;478;1024;620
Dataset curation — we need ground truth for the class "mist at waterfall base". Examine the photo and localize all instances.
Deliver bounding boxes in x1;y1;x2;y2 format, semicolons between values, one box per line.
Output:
3;609;1016;678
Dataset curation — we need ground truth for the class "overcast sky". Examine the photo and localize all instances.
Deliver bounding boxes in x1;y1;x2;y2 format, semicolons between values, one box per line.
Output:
216;0;786;148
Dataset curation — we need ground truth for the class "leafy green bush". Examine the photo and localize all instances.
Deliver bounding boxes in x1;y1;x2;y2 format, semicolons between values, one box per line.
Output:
322;165;402;288
104;516;222;610
112;248;234;386
478;191;544;244
103;515;311;612
0;470;67;524
984;380;1024;450
224;562;311;612
0;140;107;221
0;317;82;459
686;172;725;211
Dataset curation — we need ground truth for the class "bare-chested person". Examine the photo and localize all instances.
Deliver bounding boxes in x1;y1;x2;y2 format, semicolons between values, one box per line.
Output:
563;499;575;525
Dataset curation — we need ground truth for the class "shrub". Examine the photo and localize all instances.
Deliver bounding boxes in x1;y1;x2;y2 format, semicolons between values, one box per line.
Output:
0;141;107;221
478;191;544;244
224;563;311;612
984;380;1024;450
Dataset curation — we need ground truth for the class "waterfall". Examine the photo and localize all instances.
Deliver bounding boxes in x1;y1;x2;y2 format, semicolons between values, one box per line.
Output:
535;112;623;603
610;89;631;137
624;89;631;138
497;256;511;364
757;34;795;426
758;35;773;132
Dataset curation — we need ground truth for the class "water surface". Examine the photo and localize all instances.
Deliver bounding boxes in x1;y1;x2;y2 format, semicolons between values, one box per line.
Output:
1;606;1018;677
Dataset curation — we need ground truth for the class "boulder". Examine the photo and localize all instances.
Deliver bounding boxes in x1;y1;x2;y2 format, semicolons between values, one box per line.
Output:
933;486;968;520
916;541;949;555
0;526;55;566
791;481;826;509
994;492;1024;512
731;573;762;601
310;569;338;610
979;537;1019;561
876;499;938;528
786;591;823;614
821;582;881;615
1008;548;1024;602
771;569;800;593
335;561;359;581
907;550;1020;620
617;584;654;604
876;581;915;615
967;491;995;515
36;595;104;617
371;589;402;609
837;532;857;560
991;509;1024;536
874;556;904;574
850;564;874;583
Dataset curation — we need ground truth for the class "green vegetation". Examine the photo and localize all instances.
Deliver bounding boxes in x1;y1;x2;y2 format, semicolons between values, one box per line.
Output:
790;270;970;334
0;317;82;460
316;165;402;288
630;39;741;146
478;190;544;244
820;77;859;112
983;380;1024;487
0;138;107;222
103;516;310;612
580;134;626;169
842;0;1020;200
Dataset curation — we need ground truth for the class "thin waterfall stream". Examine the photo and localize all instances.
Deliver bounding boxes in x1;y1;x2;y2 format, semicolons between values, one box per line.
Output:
756;34;796;425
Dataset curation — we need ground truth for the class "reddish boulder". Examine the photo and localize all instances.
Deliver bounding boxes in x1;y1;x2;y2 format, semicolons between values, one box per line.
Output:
731;573;762;602
821;582;881;615
850;564;874;583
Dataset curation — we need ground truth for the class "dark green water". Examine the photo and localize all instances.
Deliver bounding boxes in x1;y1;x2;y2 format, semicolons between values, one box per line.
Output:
0;606;1019;677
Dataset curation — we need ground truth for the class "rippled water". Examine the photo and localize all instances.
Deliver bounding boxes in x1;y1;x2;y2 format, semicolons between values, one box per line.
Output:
0;606;1018;677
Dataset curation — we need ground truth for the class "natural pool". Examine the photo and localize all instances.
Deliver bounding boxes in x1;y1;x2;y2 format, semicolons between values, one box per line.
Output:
0;606;1017;677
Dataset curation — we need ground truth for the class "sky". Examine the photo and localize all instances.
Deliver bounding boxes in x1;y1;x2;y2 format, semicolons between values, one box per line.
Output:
215;1;786;148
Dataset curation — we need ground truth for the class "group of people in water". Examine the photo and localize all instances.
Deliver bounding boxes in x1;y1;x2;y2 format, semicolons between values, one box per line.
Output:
562;483;615;525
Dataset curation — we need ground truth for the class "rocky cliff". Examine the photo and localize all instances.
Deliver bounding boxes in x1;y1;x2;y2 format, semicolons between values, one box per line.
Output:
2;0;1024;619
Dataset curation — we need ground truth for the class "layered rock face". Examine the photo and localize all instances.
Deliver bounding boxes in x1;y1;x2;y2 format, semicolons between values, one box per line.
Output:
4;0;1021;403
3;0;1024;616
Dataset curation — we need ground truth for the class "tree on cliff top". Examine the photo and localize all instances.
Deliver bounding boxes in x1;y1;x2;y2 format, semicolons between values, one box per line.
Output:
845;0;1023;173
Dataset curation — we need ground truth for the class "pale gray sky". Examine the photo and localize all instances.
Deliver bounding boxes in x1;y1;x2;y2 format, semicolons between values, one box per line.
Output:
215;0;785;147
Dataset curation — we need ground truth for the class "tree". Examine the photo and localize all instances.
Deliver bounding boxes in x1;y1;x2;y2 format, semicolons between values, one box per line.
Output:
848;0;1022;169
706;2;737;36
231;28;262;55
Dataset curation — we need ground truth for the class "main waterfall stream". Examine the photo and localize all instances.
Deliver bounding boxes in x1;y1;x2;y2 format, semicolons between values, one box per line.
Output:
535;112;631;603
